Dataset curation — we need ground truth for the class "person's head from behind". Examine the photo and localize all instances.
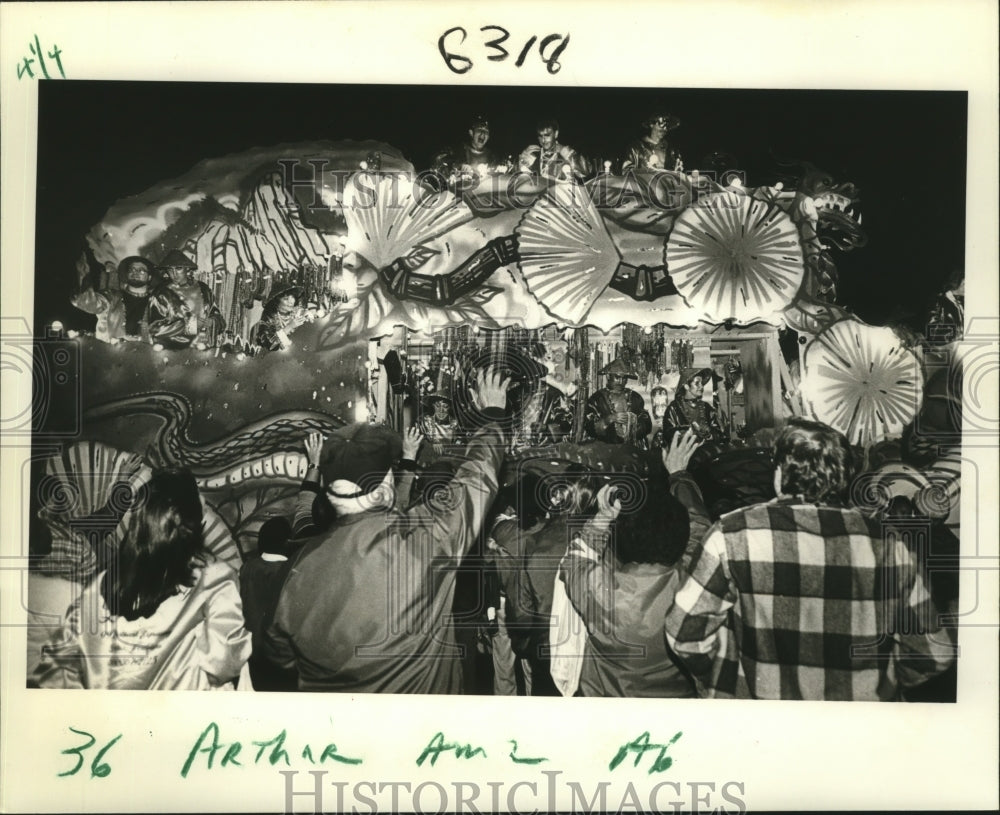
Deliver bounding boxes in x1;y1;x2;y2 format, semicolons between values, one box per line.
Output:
773;418;855;504
546;464;601;518
613;471;690;566
318;423;403;515
258;516;292;557
101;468;206;621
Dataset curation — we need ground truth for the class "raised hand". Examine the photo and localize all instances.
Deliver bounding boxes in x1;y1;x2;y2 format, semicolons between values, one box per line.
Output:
402;426;424;460
662;428;701;475
304;431;325;468
469;366;511;412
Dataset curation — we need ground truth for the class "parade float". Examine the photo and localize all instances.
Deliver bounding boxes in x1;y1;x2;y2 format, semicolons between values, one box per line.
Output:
37;138;936;559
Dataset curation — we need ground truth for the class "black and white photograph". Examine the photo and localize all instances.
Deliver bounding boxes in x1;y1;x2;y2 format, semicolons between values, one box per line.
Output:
1;2;997;813
24;79;968;701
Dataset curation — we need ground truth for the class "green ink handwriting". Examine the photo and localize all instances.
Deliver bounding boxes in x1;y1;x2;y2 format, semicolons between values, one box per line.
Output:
609;731;683;774
508;739;547;764
59;727;122;778
416;732;487;767
16;34;65;80
181;722;362;777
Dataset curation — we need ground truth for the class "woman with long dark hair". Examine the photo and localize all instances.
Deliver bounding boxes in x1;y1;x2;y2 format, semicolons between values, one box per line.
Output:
33;469;251;690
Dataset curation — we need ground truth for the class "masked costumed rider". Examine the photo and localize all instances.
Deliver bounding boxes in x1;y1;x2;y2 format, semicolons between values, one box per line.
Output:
585;357;652;447
72;255;158;343
662;367;726;447
253;286;310;353
149;249;225;349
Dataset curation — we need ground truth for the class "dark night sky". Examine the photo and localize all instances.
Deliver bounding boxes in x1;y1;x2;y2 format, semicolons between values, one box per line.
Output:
34;80;967;333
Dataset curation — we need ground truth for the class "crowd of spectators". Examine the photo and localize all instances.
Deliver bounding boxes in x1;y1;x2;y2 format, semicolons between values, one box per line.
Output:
29;356;959;701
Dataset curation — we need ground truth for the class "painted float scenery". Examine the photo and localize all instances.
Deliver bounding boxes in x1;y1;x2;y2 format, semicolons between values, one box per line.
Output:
24;82;967;699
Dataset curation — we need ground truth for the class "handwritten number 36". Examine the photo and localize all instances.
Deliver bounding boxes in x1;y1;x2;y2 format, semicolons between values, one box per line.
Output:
439;27;569;74
59;727;123;779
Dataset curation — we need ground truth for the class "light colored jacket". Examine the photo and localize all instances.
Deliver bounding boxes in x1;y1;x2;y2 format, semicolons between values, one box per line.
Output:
32;560;251;690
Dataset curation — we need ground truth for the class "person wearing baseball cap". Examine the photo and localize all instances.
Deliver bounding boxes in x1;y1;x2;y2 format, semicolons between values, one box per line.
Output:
263;367;512;694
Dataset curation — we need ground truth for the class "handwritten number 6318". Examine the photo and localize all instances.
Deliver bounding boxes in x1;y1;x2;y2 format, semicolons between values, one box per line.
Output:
439;27;569;75
59;727;123;779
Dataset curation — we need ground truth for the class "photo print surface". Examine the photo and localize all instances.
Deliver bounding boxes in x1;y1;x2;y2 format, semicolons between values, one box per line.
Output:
1;3;997;813
26;80;968;701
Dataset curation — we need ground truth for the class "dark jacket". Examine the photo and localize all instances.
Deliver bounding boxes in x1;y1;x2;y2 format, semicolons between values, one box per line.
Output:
262;415;505;693
561;472;709;698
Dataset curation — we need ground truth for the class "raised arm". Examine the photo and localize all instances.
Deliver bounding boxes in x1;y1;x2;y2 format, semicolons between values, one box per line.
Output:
403;367;509;559
560;484;620;634
662;429;712;569
394;426;424;510
290;431;325;539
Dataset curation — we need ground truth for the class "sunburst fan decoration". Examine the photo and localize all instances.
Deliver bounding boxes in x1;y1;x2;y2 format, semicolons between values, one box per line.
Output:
802;320;923;447
343;173;474;270
665;191;804;324
38;441;149;579
37;441;242;576
515;182;623;326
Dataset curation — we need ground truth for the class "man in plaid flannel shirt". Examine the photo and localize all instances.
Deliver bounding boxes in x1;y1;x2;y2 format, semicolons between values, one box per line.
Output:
664;418;956;700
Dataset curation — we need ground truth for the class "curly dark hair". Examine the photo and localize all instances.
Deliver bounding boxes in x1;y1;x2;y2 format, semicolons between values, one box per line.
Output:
544;464;601;519
773;418;855;504
100;468;207;621
612;471;690;566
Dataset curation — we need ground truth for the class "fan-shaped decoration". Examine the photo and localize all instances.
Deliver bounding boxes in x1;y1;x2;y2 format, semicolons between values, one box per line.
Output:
802;320;923;447
37;441;241;579
201;502;242;569
665;191;804;324
343;173;474;270
515;182;623;326
37;441;149;580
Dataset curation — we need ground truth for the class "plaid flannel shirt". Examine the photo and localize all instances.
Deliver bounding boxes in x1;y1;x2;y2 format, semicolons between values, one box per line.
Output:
664;497;956;700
